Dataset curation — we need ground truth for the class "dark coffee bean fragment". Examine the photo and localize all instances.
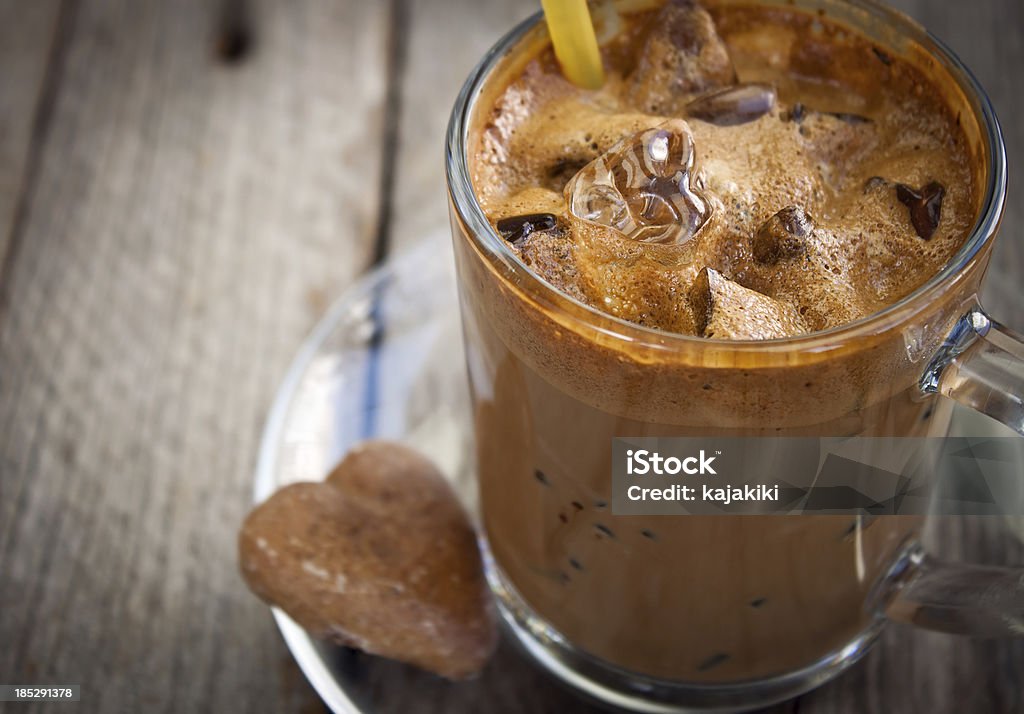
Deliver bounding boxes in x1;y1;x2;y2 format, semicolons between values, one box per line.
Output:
558;571;571;584
534;469;550;486
558;512;568;524
594;523;615;539
594;499;608;509
896;181;944;240
872;47;892;66
750;597;768;608
640;529;658;541
686;83;777;126
697;652;731;672
895;185;918;203
496;213;558;244
752;206;813;264
569;557;584;571
571;501;584;511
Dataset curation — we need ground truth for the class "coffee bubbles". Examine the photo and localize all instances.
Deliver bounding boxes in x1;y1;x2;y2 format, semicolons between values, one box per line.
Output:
476;0;974;339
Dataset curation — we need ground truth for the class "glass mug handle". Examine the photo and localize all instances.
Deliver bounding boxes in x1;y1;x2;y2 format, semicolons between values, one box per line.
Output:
882;305;1024;636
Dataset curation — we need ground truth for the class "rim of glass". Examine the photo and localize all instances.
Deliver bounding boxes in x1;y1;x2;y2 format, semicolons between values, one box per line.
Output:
445;0;1007;355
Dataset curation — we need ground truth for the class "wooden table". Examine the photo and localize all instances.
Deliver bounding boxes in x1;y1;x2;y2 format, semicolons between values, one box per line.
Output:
1;1;1021;712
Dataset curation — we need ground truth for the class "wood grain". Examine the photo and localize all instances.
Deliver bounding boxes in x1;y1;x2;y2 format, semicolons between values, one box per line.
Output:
0;0;62;267
0;0;392;711
0;0;1022;712
389;0;537;258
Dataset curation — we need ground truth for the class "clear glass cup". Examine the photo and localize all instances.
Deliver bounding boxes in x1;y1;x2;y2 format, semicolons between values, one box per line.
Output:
445;0;1024;711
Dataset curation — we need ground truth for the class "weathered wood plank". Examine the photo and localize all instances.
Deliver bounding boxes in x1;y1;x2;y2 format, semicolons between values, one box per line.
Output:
0;0;1022;712
388;0;537;256
0;0;62;266
0;0;391;711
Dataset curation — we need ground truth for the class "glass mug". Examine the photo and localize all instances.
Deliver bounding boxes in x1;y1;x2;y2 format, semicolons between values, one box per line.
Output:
446;0;1024;710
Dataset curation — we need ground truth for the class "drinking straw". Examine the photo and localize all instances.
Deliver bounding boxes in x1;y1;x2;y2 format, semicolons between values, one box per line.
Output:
541;0;606;89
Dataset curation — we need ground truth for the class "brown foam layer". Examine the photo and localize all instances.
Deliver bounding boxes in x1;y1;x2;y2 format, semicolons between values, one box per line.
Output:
472;0;977;338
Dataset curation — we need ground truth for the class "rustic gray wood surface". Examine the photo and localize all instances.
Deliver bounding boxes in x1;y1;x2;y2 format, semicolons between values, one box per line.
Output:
0;1;1022;713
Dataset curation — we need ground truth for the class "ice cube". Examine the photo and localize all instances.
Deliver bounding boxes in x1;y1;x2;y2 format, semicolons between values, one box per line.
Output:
686;84;777;126
564;119;711;246
689;267;808;339
562;120;716;333
629;0;736;113
752;206;813;264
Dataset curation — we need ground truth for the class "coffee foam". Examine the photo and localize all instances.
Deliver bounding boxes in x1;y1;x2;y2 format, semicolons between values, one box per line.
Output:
471;0;977;340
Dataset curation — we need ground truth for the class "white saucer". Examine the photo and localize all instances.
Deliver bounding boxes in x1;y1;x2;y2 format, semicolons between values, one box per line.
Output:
252;242;605;713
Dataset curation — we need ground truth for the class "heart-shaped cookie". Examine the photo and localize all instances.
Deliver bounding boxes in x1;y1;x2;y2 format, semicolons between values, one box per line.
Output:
239;441;497;679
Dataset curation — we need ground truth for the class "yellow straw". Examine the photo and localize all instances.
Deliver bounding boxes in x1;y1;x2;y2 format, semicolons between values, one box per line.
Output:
541;0;605;90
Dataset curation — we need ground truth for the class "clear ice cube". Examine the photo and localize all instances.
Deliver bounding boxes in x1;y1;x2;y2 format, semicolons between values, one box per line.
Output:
565;119;711;245
686;83;777;126
628;0;736;113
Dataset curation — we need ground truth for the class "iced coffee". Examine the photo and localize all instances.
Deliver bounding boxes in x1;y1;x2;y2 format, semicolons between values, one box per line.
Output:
454;0;983;683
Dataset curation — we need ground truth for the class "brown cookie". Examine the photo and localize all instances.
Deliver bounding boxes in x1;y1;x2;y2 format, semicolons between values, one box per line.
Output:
239;441;497;680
